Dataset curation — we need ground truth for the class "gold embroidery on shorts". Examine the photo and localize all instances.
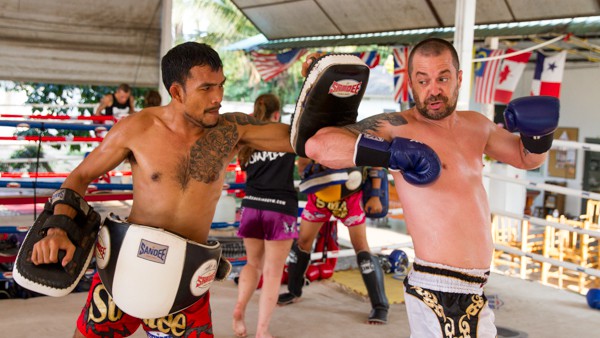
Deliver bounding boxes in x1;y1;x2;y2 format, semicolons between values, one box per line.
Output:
410;287;486;338
88;283;123;323
143;313;187;337
412;286;446;320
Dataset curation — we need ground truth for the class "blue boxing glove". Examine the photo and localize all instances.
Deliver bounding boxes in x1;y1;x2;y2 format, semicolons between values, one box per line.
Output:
353;134;441;185
504;96;560;154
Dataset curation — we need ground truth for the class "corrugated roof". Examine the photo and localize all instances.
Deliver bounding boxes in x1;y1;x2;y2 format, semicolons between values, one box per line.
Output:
229;1;600;62
231;0;600;40
0;0;163;86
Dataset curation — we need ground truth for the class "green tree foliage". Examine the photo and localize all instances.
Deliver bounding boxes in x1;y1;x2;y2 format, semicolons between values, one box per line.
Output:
173;0;306;105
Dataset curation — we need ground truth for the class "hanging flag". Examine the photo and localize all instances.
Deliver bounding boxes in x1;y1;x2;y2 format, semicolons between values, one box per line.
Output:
353;51;380;68
530;50;567;98
392;46;412;104
474;48;505;104
250;49;307;82
494;49;532;104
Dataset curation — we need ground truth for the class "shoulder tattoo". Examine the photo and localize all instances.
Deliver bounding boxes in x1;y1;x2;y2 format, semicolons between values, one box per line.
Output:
223;113;267;126
345;113;407;134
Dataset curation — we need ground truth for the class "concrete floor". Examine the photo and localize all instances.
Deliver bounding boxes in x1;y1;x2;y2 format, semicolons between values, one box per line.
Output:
1;202;600;337
0;272;599;337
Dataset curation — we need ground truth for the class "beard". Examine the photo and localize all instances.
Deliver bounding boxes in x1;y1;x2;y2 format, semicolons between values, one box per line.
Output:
200;119;218;128
413;87;459;120
184;105;221;128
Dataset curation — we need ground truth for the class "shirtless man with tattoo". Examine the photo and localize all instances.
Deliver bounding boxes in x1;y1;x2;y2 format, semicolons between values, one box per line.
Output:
29;42;293;338
303;38;559;337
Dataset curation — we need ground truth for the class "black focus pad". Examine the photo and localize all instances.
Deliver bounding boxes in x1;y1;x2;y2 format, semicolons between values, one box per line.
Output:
290;54;370;157
13;196;101;297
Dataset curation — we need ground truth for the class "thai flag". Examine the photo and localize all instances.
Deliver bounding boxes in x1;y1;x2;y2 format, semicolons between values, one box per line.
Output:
353;51;380;68
474;48;505;104
392;46;412;104
250;49;307;82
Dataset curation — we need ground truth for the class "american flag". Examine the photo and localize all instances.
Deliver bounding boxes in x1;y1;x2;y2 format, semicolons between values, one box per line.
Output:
353;51;380;68
250;49;307;82
392;46;412;104
474;48;505;104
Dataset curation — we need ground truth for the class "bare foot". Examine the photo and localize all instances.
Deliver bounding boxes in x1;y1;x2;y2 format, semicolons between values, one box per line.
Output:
256;331;274;338
232;305;247;337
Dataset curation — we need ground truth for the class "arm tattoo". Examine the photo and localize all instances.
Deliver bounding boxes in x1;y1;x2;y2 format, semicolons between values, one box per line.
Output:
223;113;267;126
345;113;408;135
185;122;238;186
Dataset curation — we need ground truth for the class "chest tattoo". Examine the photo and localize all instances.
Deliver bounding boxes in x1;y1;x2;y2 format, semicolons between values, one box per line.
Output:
346;113;407;134
183;122;238;185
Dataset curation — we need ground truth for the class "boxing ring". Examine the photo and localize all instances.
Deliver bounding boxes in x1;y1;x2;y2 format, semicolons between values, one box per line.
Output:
1;112;599;300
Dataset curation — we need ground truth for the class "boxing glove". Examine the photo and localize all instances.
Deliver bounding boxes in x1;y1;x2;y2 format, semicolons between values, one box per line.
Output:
504;96;560;154
354;134;441;185
305;264;321;282
319;262;335;280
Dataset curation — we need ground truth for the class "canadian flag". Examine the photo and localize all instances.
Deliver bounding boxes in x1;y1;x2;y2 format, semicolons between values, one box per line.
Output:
530;51;567;98
494;49;532;104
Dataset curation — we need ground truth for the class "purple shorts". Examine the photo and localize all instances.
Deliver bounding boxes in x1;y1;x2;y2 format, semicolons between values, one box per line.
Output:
237;207;299;241
301;191;366;227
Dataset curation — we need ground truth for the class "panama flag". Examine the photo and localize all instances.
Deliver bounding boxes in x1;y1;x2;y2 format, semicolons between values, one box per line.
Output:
353;51;380;68
250;49;307;82
392;46;412;104
494;49;532;104
474;48;505;104
530;51;567;98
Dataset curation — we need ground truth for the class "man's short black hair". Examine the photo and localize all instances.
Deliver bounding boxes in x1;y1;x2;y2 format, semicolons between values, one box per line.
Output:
161;42;223;95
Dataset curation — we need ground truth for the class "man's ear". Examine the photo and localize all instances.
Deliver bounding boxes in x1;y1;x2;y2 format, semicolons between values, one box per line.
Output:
272;111;281;122
169;84;184;103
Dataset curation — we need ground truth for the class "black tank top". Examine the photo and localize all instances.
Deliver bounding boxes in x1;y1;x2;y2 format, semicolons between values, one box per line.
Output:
105;94;131;116
241;152;298;217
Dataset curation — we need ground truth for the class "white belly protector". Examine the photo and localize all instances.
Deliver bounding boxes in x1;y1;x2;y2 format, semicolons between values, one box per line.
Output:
95;214;225;319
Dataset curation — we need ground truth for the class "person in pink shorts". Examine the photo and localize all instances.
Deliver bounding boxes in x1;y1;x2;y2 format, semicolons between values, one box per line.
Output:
232;94;299;338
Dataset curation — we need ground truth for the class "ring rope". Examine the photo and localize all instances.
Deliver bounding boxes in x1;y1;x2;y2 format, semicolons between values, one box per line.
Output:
484;172;600;200
0;193;133;205
0;171;131;178
0;103;97;108
492;209;600;238
495;244;600;278
0;114;115;122
0;180;247;191
552;139;600;152
0;120;112;131
0;136;104;143
1;156;85;164
0;180;131;190
310;240;413;260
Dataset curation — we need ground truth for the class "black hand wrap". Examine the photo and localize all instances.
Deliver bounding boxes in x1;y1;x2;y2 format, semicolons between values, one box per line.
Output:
13;188;101;297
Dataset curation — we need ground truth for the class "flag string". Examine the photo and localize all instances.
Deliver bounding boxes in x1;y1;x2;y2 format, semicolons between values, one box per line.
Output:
474;35;566;62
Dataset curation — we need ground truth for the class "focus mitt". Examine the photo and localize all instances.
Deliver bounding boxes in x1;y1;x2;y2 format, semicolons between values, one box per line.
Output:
13;188;101;297
291;54;370;157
